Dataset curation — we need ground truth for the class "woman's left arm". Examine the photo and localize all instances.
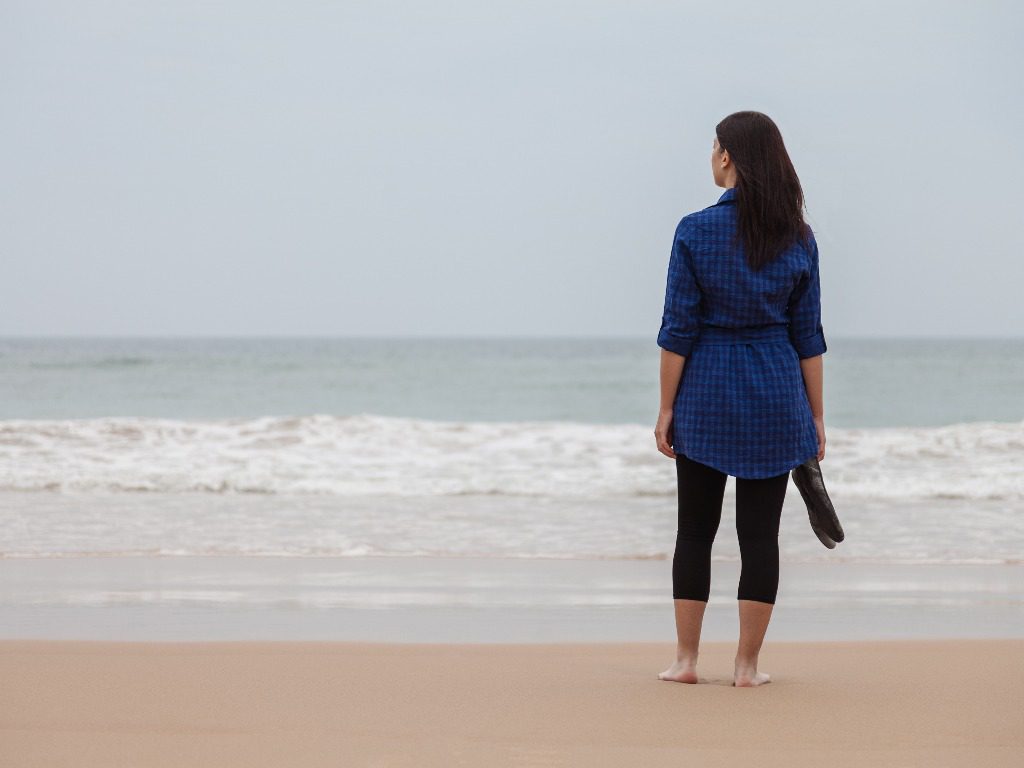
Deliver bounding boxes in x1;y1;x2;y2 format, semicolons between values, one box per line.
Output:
655;218;701;458
657;218;701;359
655;349;685;458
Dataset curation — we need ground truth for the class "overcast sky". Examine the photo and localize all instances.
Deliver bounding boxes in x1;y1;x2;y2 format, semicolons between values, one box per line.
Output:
2;1;1021;338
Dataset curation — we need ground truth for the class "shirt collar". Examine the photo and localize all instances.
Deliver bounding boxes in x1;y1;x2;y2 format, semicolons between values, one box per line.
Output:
716;186;737;205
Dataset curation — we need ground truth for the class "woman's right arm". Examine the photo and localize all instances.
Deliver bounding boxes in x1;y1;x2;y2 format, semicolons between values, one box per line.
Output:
788;236;827;459
799;355;826;460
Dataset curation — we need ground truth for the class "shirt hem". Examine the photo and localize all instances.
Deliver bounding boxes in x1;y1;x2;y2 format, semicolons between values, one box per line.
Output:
675;447;817;480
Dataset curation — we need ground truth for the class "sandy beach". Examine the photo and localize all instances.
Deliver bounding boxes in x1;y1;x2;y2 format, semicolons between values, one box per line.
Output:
4;0;1023;764
1;637;1021;767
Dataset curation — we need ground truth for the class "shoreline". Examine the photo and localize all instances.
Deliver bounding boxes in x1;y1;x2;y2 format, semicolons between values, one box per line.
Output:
1;554;1020;643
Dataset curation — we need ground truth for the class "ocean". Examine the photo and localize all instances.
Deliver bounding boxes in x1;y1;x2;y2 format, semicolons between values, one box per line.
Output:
2;335;1022;561
0;336;1021;641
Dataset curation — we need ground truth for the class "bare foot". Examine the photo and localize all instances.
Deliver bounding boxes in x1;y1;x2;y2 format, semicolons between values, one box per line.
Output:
657;660;699;683
733;667;771;687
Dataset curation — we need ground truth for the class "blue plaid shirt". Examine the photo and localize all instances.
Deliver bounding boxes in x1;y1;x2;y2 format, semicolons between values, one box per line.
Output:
657;186;827;479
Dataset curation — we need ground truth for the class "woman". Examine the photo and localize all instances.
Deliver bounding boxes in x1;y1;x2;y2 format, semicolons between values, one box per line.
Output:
653;111;827;688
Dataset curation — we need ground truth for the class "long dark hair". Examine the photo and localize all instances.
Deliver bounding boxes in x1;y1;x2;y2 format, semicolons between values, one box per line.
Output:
715;111;812;270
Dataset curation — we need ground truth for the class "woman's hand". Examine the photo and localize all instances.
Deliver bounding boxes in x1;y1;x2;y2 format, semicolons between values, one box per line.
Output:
655;408;676;459
814;416;826;461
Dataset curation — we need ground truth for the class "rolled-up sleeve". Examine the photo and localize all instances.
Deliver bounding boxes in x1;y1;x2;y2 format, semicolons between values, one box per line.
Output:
787;236;827;359
657;218;702;358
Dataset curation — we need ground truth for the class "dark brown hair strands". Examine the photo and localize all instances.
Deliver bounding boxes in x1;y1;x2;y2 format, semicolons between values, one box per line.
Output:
715;111;813;270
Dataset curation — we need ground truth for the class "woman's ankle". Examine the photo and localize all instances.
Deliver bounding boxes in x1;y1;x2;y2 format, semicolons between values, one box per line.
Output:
734;654;759;669
676;648;699;665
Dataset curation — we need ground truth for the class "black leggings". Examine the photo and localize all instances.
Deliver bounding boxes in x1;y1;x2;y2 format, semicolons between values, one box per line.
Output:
673;452;789;604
